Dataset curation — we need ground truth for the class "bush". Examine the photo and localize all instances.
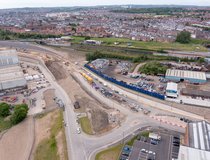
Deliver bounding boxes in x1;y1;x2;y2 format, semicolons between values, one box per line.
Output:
176;31;191;44
85;36;91;40
0;102;10;117
11;104;29;124
139;61;168;75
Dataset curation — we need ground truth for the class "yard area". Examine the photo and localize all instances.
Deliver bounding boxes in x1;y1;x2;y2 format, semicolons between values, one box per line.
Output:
95;144;123;160
79;116;93;135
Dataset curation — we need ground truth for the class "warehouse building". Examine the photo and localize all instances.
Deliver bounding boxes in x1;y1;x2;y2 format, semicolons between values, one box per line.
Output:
178;121;210;160
178;145;210;160
0;50;27;91
165;69;207;84
186;121;210;151
166;82;178;98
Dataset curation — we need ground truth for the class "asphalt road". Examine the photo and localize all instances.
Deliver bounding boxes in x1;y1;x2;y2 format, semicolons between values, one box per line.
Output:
0;41;194;160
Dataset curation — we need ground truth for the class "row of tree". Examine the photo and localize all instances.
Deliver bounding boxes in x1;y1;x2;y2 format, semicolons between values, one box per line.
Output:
0;29;60;40
86;51;203;63
0;103;29;124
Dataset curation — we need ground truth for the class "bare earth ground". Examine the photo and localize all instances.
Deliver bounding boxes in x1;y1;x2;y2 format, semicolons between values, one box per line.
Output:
45;60;67;80
59;76;113;133
33;111;54;153
0;117;34;160
43;89;57;110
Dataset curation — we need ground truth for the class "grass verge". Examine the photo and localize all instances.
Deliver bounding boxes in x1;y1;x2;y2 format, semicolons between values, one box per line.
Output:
95;144;123;160
126;131;150;146
34;109;68;160
34;136;59;160
79;116;93;135
0;116;12;132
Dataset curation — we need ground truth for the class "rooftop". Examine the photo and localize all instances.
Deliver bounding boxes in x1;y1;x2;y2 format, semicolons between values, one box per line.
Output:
0;65;25;83
166;82;178;91
178;145;210;160
188;121;210;151
166;69;206;81
0;50;19;67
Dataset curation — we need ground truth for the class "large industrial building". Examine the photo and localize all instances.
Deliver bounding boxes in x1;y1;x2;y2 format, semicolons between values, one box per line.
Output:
178;145;210;160
165;69;207;84
178;121;210;160
0;50;27;91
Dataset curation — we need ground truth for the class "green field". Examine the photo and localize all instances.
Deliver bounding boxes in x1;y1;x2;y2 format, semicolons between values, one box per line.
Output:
71;36;209;52
95;144;123;160
34;137;59;160
79;116;93;135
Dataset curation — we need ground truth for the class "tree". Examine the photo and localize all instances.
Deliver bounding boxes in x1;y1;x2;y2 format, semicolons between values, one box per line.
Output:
85;36;91;40
71;27;77;33
11;104;29;124
176;31;191;44
0;102;10;117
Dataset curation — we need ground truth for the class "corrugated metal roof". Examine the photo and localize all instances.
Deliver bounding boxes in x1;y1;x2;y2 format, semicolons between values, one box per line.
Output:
193;123;199;149
189;121;210;151
166;69;206;81
198;122;205;150
0;66;25;82
178;145;210;160
0;62;26;90
0;50;18;67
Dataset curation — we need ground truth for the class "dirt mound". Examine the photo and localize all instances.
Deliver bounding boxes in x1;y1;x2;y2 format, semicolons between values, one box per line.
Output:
45;60;67;80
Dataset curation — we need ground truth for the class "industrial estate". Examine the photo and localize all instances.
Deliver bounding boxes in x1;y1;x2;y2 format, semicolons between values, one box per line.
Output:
0;4;210;160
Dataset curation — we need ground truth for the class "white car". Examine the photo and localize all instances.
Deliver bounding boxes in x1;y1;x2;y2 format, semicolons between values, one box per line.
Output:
149;151;156;155
77;128;81;134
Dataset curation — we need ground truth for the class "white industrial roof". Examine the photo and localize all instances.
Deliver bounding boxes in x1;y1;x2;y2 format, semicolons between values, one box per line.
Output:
0;65;24;82
178;145;210;160
0;50;19;67
166;69;206;81
188;121;210;151
166;82;178;91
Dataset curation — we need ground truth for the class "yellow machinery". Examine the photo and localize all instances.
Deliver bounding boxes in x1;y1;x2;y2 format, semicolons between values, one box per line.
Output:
81;72;93;83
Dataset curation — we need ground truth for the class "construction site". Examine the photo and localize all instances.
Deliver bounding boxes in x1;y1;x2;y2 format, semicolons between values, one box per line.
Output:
0;41;210;160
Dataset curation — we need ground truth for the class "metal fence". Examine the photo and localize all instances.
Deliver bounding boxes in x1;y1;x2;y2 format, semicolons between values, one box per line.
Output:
84;64;165;100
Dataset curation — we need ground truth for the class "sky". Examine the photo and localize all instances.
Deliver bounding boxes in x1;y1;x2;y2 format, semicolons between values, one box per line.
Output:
0;0;210;9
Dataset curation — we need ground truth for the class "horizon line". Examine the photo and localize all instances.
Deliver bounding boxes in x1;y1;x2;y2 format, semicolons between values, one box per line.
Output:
1;4;210;10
